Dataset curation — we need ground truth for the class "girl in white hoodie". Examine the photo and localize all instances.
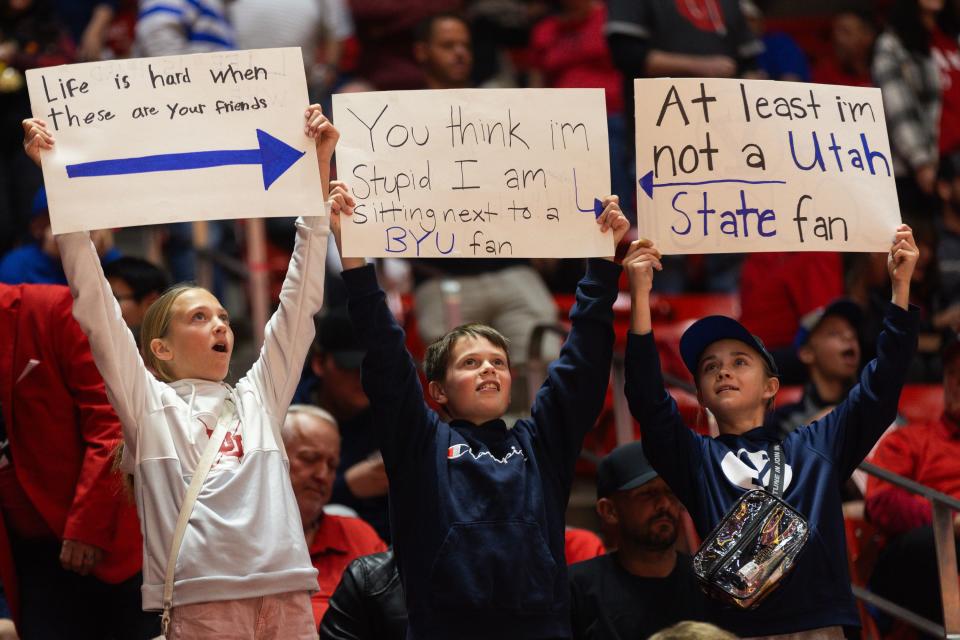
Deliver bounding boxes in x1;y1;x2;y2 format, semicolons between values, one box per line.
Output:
22;106;339;639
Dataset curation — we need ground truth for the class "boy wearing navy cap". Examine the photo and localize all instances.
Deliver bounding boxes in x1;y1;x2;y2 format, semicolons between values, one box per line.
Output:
620;229;919;638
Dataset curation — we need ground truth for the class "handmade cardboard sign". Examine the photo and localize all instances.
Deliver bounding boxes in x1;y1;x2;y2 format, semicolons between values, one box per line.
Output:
27;47;325;233
634;78;900;254
333;88;611;258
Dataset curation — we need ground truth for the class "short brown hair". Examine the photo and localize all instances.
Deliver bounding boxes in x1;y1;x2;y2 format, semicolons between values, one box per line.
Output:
424;323;510;382
139;283;201;383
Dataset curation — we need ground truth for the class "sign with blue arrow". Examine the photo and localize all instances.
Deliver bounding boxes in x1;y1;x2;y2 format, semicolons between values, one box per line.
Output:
26;47;325;233
65;129;305;191
634;78;901;255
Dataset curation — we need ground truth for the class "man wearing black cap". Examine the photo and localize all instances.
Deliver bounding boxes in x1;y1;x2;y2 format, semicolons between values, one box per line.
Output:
865;335;960;629
568;442;707;640
309;307;390;541
768;299;863;438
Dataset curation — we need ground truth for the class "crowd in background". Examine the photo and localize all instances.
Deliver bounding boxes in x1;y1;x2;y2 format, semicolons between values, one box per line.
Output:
0;1;959;639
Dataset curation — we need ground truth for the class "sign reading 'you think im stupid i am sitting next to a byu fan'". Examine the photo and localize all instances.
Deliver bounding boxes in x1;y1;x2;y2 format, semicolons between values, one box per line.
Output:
333;88;612;258
634;78;901;254
26;47;325;234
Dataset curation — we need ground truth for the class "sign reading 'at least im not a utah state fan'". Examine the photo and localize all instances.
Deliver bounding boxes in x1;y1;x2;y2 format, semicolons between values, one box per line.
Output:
634;78;901;255
333;88;612;258
26;47;325;234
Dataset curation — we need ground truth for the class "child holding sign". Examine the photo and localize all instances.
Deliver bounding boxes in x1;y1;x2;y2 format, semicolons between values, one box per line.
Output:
22;107;338;639
621;229;919;638
328;184;627;639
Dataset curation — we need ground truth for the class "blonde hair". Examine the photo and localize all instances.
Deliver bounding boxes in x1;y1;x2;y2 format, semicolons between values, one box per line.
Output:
139;283;202;383
648;622;739;640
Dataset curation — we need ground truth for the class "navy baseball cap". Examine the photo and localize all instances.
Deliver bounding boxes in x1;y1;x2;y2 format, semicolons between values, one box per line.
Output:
680;316;779;378
793;299;862;350
597;441;659;499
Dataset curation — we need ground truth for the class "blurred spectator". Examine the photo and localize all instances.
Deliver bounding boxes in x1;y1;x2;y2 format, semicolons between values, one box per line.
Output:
320;549;406;640
282;405;387;628
741;0;810;81
0;188;120;285
865;335;960;632
812;7;878;86
134;0;233;55
872;0;945;217
102;255;169;339
305;308;390;542
231;0;354;98
767;300;863;439
413;11;472;89
738;251;845;384
0;282;155;638
528;0;632;221
54;0;116;61
348;0;460;90
568;443;708;640
0;0;73;257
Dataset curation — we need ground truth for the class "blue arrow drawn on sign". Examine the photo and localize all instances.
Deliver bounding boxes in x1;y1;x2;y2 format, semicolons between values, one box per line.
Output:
638;170;787;200
572;168;604;218
65;129;306;191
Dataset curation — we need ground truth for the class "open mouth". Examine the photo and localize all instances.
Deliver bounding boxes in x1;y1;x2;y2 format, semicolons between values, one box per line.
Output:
212;343;228;353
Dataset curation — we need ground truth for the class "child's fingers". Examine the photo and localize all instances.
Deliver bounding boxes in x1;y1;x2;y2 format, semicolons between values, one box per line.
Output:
602;194;620;207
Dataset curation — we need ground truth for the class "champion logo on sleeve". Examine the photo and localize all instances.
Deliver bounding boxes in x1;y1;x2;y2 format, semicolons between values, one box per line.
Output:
447;443;527;464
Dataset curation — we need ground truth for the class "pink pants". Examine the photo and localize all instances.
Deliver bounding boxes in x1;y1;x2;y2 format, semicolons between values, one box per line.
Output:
169;591;317;639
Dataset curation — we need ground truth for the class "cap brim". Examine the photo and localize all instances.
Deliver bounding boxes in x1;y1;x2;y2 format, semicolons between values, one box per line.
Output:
680;315;775;377
615;469;659;494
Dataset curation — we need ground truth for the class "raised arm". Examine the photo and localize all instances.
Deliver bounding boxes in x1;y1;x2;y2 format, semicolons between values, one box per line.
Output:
622;240;703;504
23;118;162;452
244;106;337;413
527;198;628;476
805;225;920;476
330;187;434;469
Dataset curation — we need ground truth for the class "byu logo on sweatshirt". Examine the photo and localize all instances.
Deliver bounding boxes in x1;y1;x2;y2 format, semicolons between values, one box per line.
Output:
720;448;794;492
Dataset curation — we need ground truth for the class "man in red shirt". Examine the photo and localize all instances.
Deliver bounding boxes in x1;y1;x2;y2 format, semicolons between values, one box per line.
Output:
866;336;960;628
0;282;155;638
282;405;387;628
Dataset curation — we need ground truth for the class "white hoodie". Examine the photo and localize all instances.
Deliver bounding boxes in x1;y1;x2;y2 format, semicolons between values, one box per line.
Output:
57;215;328;609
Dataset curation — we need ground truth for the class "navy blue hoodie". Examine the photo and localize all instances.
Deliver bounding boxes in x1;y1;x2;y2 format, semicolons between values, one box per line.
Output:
624;303;918;636
343;259;621;639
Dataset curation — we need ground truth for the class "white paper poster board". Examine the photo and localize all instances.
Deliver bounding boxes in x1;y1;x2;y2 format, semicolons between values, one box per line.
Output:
333;88;612;258
634;78;901;254
27;47;325;233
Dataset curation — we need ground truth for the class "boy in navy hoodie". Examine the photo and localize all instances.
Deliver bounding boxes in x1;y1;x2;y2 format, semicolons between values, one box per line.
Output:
621;227;919;638
328;183;629;639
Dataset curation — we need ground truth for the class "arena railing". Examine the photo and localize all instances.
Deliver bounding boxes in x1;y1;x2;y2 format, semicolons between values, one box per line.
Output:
855;462;960;639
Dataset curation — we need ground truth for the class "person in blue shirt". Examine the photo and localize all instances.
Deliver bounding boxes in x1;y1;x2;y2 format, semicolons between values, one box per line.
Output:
0;186;119;285
621;227;919;638
328;182;628;639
